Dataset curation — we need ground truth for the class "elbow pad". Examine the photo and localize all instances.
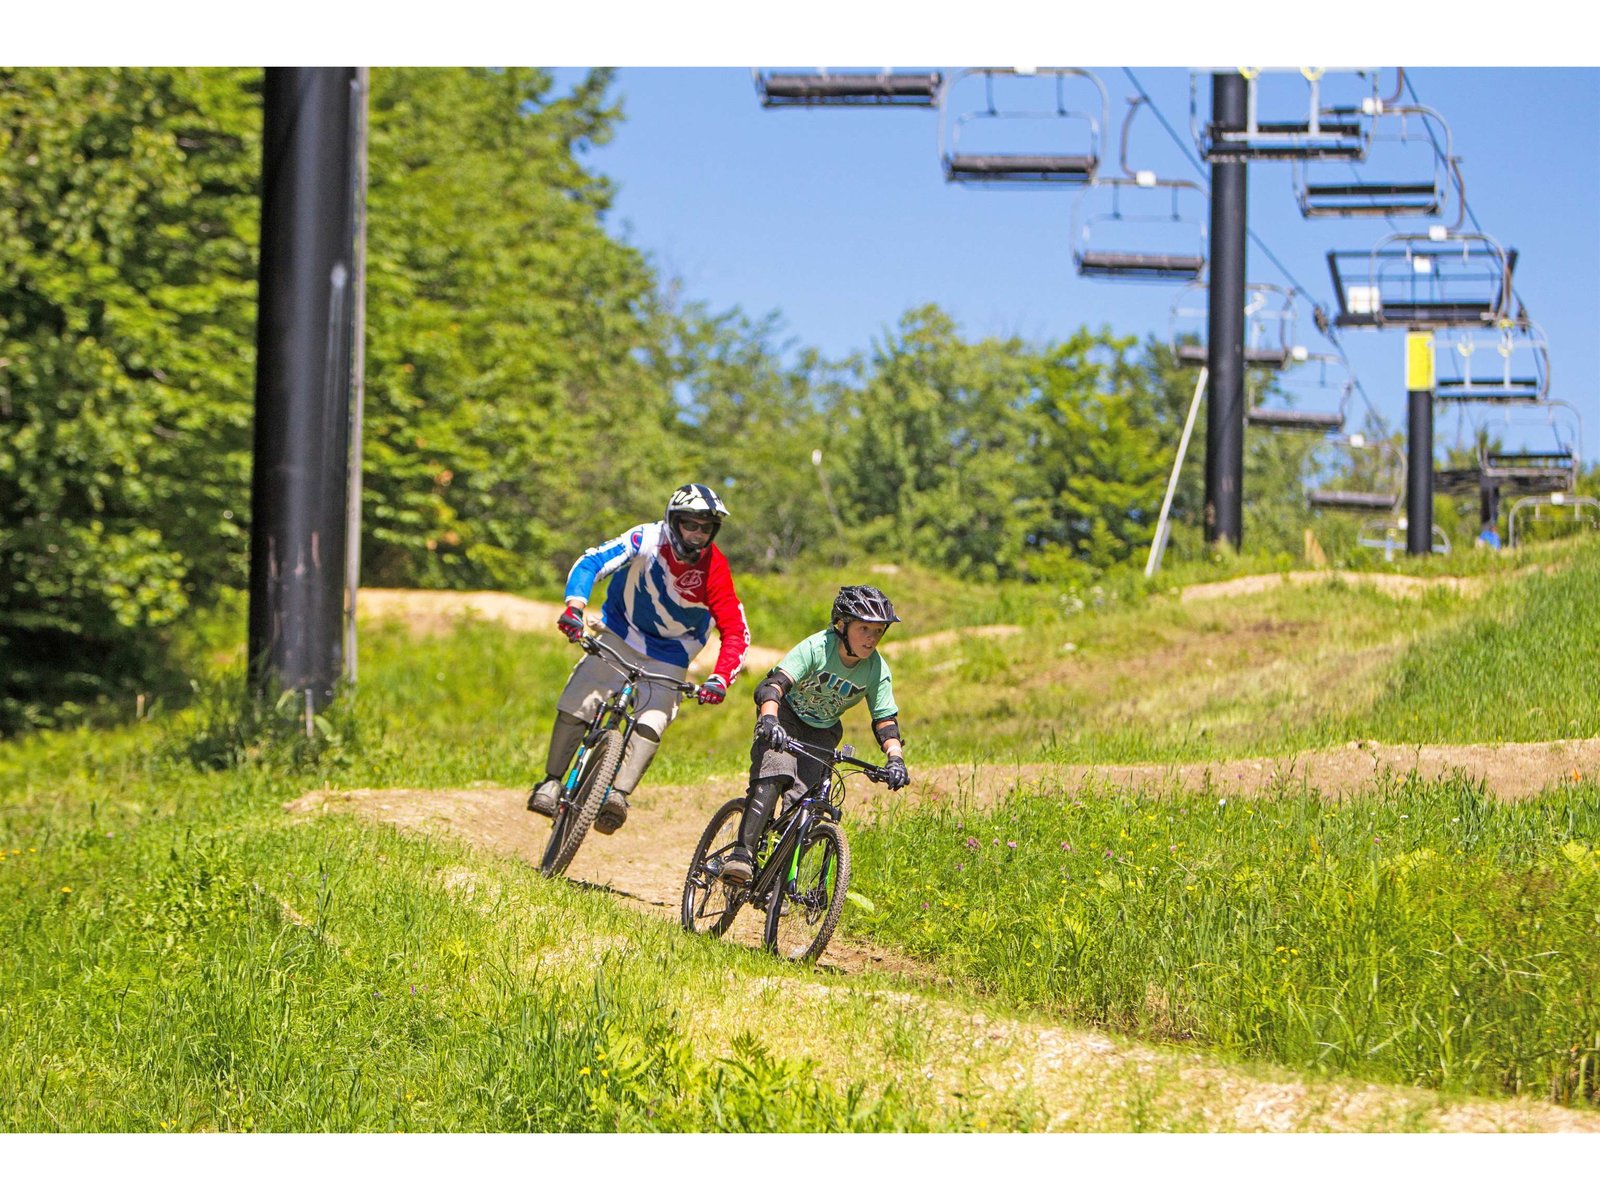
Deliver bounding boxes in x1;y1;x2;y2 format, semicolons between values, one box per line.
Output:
753;669;792;708
872;717;902;750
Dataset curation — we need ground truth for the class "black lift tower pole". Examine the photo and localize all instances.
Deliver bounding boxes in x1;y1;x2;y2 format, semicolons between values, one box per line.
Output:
1405;332;1435;555
247;68;361;709
1205;72;1248;549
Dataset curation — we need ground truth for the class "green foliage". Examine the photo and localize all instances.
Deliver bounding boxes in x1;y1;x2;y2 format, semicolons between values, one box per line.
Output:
849;775;1600;1104
359;68;678;590
0;68;261;730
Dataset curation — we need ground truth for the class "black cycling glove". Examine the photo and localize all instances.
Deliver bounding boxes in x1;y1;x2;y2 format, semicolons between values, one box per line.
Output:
884;754;910;791
755;713;788;751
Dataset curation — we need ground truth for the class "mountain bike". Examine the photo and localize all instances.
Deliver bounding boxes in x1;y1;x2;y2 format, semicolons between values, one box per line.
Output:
541;634;699;878
679;736;892;962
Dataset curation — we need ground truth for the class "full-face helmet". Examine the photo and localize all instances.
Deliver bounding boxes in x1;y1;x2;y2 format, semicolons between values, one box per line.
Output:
664;483;728;561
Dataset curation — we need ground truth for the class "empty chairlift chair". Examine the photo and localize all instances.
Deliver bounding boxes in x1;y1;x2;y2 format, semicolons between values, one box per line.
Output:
754;68;943;108
1169;281;1300;369
939;68;1109;184
1306;432;1404;512
1246;350;1353;433
1327;229;1516;330
1070;97;1206;281
1192;67;1380;162
1434;318;1550;404
1477;402;1582;494
1294;100;1452;218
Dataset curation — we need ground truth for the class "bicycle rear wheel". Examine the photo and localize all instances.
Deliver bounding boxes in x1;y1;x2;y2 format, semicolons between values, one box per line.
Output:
540;728;624;878
763;821;850;963
680;797;748;937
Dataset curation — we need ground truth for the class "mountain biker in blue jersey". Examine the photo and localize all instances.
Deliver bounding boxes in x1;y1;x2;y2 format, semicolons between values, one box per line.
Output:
527;484;751;834
719;584;909;884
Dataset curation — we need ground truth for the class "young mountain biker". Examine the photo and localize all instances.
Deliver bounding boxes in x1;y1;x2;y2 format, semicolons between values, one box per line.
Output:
527;484;750;833
719;584;910;884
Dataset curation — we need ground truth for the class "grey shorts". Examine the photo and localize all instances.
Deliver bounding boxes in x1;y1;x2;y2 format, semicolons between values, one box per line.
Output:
750;703;841;804
556;628;685;739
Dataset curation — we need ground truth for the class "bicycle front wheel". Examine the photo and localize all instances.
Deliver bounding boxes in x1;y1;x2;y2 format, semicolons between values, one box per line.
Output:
762;821;850;963
680;797;748;937
540;728;624;878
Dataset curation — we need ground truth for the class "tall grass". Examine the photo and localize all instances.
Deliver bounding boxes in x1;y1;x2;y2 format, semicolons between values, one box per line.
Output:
0;746;935;1131
1336;542;1600;743
847;774;1600;1105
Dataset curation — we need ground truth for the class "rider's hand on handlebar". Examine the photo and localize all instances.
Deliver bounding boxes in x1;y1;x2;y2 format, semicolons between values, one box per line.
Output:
755;713;788;751
883;753;910;791
696;673;728;705
557;604;586;643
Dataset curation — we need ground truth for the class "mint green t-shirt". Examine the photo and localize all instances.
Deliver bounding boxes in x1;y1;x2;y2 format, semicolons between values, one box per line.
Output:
776;629;897;729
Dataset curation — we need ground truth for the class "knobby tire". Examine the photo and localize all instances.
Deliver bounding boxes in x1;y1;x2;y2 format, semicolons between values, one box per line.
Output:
763;821;850;963
540;728;624;878
680;796;748;937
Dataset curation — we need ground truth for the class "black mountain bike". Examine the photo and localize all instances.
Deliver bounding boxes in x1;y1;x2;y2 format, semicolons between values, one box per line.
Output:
541;634;698;878
679;737;892;962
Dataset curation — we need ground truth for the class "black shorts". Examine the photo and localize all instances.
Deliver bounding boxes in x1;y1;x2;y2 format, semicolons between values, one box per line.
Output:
748;701;842;804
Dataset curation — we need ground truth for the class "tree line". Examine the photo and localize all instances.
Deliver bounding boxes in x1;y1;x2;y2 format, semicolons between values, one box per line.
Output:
0;67;1443;733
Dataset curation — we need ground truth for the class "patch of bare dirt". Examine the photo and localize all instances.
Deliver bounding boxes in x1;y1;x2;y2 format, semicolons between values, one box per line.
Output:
1179;570;1491;604
902;737;1599;810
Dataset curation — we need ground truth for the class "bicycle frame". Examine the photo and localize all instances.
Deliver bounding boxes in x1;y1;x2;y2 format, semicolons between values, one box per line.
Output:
557;636;696;809
748;773;841;900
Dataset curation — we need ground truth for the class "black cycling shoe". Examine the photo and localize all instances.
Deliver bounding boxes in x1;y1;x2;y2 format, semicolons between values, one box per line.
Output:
719;847;754;884
526;776;560;817
594;793;629;835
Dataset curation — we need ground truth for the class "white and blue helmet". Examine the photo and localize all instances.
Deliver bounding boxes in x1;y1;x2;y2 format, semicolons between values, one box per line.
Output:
664;483;729;560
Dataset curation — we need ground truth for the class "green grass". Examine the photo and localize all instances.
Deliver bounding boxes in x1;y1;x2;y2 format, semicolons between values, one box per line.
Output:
5;534;1600;1130
847;773;1600;1106
1334;543;1600;744
0;734;938;1131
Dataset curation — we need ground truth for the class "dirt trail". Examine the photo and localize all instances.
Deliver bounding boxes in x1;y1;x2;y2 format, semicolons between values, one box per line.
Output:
286;732;1597;968
1179;570;1491;604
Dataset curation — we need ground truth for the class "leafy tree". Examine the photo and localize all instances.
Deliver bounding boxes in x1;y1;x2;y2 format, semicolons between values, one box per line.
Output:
360;67;677;590
0;68;261;730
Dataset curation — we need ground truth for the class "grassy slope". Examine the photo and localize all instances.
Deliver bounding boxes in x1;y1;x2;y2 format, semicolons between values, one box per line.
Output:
3;537;1598;1129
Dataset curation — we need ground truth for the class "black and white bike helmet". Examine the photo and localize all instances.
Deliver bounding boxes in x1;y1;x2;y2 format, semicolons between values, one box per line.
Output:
831;584;901;630
664;483;729;561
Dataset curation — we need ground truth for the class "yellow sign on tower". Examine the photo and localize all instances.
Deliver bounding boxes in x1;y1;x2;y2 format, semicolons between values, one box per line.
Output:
1405;332;1435;392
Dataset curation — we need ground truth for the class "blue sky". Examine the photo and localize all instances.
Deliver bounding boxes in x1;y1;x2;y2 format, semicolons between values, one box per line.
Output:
556;65;1600;465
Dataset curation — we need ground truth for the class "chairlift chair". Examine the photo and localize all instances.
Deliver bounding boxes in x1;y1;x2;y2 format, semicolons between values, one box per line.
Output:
1434;318;1550;404
1169;280;1300;368
1476;401;1582;493
1305;432;1403;511
1246;350;1352;433
1070;97;1207;280
754;69;944;108
1293;102;1452;217
939;68;1109;184
1358;517;1450;560
1192;68;1381;162
1508;493;1600;549
1327;230;1516;330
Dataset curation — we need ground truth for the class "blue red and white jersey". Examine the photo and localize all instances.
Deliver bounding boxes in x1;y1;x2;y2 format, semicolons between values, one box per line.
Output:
564;522;750;680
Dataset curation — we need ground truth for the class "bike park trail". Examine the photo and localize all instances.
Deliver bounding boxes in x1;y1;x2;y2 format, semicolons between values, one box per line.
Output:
284;744;1600;1133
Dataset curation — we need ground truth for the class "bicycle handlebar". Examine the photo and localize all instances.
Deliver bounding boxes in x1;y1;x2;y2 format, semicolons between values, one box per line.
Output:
579;634;700;697
780;735;893;784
